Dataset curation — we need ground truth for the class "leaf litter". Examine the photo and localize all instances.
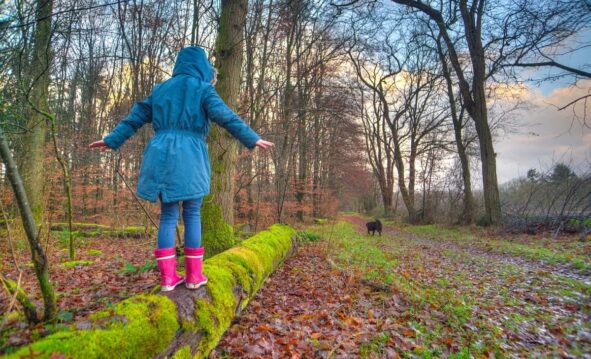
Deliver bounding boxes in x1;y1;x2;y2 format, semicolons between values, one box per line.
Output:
214;216;591;358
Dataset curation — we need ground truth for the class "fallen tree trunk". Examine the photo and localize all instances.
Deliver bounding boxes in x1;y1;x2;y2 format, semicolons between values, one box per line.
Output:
9;224;297;358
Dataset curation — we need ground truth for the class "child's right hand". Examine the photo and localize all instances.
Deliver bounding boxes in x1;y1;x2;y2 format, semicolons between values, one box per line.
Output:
88;140;109;151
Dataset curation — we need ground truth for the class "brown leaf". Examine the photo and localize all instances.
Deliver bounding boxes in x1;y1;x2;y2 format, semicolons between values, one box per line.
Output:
401;328;415;337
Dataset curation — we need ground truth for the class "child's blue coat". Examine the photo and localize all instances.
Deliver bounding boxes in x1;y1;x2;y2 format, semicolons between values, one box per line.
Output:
103;47;260;203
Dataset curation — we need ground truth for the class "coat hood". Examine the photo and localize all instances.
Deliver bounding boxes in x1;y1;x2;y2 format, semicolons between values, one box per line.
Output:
172;46;214;82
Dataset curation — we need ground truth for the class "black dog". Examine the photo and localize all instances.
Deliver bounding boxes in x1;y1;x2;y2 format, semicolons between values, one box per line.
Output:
366;219;382;236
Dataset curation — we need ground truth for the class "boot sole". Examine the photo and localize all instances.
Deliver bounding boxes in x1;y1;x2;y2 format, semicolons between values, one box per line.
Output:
160;278;185;292
186;280;208;290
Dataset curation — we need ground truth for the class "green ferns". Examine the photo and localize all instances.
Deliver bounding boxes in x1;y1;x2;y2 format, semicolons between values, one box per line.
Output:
10;224;295;359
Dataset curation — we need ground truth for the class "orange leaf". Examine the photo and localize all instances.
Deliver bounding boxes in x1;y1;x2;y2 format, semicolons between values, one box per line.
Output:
401;328;415;337
310;332;322;339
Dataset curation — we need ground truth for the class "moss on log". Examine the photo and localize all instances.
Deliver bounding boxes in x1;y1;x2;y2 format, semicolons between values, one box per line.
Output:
9;224;296;358
50;223;152;239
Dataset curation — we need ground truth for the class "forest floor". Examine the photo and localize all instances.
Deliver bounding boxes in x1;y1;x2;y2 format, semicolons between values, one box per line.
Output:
1;217;590;357
214;215;591;358
0;229;159;352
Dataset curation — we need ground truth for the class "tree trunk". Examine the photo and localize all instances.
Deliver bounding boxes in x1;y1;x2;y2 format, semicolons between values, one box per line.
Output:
0;127;56;322
435;34;475;224
391;0;501;224
460;0;501;224
19;0;54;223
201;0;248;256
295;63;307;221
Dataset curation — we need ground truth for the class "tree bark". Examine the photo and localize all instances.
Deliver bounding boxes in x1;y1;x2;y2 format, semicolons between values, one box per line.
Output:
18;0;54;223
391;0;502;224
201;0;249;255
435;33;475;224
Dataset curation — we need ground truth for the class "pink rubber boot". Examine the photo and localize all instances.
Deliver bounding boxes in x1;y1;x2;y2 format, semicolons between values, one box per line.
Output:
154;247;184;292
184;247;208;289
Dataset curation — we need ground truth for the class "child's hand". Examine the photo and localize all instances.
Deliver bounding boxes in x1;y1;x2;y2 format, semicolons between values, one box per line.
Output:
88;140;109;151
255;139;274;150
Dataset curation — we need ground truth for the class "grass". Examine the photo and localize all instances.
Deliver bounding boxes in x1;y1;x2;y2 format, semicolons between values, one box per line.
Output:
402;224;591;271
309;222;493;356
120;260;157;274
61;260;94;268
87;249;103;256
307;219;590;357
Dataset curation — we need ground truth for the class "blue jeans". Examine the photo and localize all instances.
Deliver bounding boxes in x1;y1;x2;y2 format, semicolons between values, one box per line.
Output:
157;198;203;249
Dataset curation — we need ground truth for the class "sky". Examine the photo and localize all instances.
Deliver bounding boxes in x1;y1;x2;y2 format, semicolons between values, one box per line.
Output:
494;33;591;183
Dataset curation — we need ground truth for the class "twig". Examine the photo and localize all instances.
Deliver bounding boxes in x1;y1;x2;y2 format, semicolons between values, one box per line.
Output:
322;218;338;258
557;93;591;111
114;157;158;229
552;221;564;241
114;153;183;246
0;272;39;324
0;194;19;269
7;272;23;313
0;272;23;333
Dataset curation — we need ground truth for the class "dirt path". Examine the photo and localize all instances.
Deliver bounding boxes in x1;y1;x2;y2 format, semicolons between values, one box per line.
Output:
347;215;590;285
344;215;591;357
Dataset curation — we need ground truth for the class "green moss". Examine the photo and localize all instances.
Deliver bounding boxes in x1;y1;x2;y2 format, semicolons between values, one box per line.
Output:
201;196;235;257
51;222;110;231
11;224;296;359
124;226;146;233
9;294;178;358
87;249;102;256
82;230;103;237
172;345;193;359
61;260;94;268
51;224;151;239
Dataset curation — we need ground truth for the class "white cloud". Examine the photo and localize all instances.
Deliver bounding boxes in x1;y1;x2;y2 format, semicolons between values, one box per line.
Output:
495;80;591;183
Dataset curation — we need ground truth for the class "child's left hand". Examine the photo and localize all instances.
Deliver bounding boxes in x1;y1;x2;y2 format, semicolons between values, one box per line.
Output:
255;139;274;149
88;140;109;151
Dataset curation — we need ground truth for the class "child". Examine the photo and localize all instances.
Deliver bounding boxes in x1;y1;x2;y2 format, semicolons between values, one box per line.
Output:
89;46;273;291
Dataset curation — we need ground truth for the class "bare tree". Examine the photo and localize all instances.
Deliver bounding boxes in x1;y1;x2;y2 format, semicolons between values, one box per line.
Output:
390;0;502;225
0;125;56;322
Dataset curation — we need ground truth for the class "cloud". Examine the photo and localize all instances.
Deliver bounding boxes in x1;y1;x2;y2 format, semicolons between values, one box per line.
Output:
495;80;591;183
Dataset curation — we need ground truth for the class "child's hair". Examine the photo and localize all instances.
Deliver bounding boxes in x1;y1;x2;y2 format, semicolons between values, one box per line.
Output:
211;68;218;85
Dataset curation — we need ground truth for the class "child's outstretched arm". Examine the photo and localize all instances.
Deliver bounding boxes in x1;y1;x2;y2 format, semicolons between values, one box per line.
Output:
202;85;273;150
89;96;153;151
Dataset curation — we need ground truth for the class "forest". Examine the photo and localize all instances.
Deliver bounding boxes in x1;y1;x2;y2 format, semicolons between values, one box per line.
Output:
0;0;590;357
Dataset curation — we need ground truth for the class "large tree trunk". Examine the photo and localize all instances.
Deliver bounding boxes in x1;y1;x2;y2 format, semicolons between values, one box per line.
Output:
18;0;54;222
459;0;501;224
201;0;249;256
391;0;502;225
435;35;475;224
